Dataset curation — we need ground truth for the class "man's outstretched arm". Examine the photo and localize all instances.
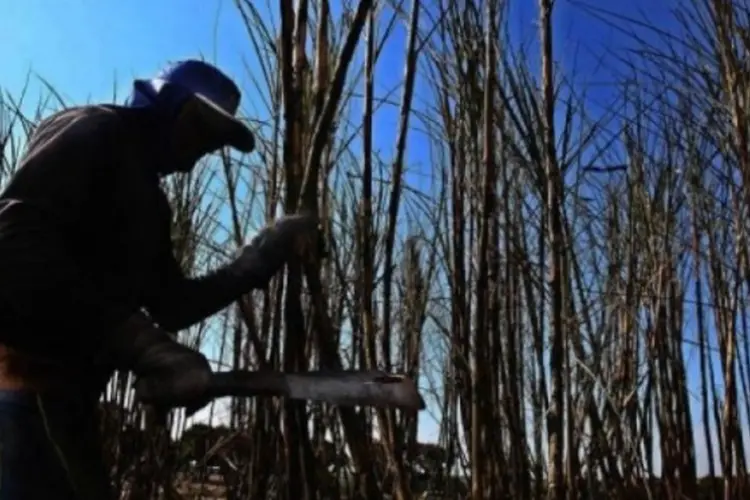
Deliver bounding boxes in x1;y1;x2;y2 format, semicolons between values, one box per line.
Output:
141;209;320;333
140;236;253;332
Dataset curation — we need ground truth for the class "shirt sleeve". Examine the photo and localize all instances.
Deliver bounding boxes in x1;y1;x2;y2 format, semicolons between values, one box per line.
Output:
139;200;253;333
90;115;255;332
0;108;138;355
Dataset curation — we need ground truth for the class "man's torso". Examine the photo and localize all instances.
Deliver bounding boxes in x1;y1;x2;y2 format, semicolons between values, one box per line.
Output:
0;105;175;384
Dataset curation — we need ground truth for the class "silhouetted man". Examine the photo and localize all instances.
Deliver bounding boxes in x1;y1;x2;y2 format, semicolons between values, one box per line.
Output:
0;59;319;499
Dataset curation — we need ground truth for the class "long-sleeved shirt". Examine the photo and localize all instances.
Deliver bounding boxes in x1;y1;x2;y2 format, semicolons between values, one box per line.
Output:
0;104;249;363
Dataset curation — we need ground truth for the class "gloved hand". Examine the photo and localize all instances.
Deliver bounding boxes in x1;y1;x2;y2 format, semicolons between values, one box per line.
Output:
231;212;324;286
104;313;213;416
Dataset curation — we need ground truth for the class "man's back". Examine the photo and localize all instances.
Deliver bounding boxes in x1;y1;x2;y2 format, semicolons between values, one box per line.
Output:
0;104;175;362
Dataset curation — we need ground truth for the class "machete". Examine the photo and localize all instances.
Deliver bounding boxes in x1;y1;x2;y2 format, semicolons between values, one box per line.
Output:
206;369;426;411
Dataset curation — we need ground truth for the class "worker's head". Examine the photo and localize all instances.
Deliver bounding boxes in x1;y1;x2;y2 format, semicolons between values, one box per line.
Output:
125;59;255;173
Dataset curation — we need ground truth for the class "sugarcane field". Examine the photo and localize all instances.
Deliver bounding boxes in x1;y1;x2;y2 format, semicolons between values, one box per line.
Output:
1;0;749;499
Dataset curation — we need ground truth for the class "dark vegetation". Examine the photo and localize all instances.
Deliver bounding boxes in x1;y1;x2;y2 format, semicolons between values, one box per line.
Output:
2;0;750;498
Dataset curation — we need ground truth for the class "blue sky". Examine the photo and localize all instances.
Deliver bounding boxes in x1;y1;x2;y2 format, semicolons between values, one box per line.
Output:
2;0;739;476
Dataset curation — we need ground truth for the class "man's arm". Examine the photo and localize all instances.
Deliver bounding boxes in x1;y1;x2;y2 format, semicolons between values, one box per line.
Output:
141;231;253;332
139;206;320;333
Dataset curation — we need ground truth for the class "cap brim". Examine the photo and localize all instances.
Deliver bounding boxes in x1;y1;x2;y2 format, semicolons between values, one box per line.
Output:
193;93;255;153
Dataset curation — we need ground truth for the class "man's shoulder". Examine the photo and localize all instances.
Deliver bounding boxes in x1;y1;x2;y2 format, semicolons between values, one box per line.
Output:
35;105;124;139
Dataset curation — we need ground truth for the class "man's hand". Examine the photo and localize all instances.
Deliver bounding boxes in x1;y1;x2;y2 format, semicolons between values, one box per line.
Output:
103;313;213;416
131;336;213;416
232;212;324;286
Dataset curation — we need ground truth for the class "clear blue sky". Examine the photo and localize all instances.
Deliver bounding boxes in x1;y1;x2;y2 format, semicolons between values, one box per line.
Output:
2;0;737;476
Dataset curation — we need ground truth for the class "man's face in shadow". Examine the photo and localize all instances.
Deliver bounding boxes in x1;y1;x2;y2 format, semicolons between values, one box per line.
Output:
166;97;227;174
